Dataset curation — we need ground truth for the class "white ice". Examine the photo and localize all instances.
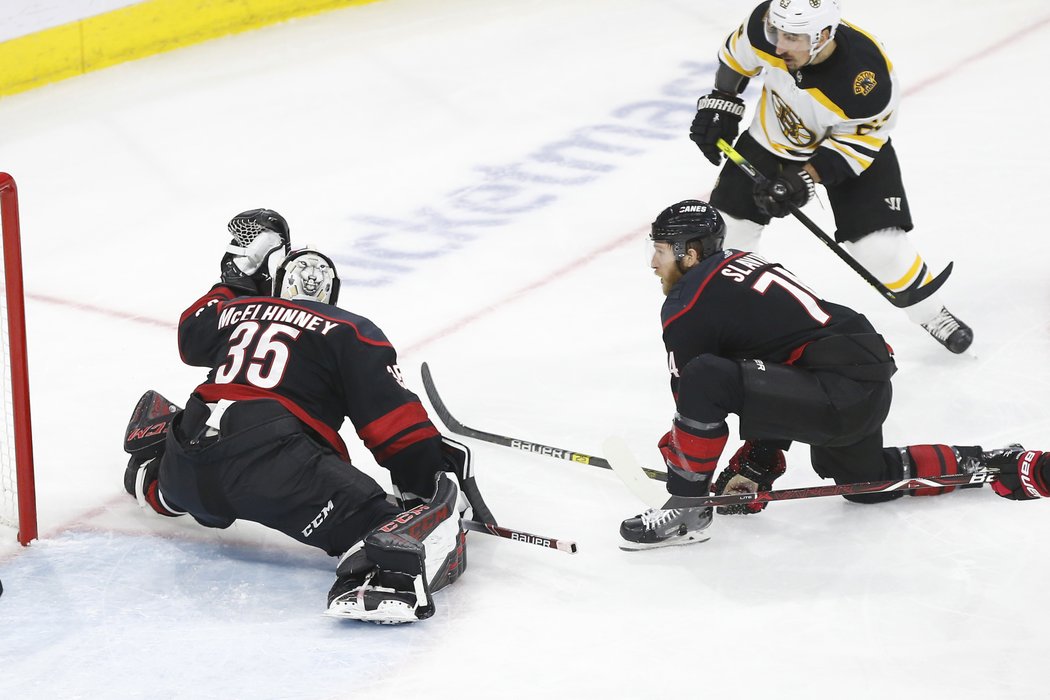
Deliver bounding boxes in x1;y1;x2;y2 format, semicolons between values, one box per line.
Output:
2;0;1050;697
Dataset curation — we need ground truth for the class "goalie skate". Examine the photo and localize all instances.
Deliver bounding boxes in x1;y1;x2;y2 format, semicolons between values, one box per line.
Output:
326;473;464;624
326;569;423;625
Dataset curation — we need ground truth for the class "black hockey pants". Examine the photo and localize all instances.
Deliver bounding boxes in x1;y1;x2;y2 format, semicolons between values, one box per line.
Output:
158;397;400;556
676;337;903;501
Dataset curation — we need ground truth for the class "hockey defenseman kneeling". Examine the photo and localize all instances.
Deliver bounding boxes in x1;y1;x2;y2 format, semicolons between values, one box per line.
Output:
620;200;1050;550
326;472;465;623
122;210;491;624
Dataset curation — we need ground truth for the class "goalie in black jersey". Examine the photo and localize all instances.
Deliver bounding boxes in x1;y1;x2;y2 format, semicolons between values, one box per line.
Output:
619;200;1049;550
688;0;972;354
122;208;494;624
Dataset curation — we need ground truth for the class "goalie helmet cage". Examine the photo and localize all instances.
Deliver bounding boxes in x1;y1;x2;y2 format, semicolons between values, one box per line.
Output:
0;173;37;546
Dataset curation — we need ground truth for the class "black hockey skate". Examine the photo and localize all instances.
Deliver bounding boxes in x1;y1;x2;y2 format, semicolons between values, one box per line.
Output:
921;306;973;354
619;506;713;551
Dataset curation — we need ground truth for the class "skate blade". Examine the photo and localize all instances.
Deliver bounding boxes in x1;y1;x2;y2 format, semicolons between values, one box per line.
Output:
618;531;712;551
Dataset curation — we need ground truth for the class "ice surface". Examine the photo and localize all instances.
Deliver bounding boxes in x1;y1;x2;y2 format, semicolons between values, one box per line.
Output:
2;1;1049;698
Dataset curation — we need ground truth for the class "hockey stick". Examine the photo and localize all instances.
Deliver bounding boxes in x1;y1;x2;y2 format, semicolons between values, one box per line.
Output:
604;437;998;510
715;138;952;309
421;362;668;482
462;519;578;554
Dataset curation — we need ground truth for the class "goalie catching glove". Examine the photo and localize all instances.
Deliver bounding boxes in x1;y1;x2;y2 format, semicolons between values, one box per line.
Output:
219;208;291;295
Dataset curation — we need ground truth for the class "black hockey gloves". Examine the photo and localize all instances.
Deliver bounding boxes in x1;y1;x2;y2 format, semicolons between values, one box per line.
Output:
690;90;746;165
712;441;786;514
753;166;816;218
990;450;1050;500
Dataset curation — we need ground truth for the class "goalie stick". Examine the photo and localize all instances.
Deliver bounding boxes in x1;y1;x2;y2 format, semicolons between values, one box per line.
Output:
420;362;667;481
603;437;999;510
463;519;577;554
715;138;952;309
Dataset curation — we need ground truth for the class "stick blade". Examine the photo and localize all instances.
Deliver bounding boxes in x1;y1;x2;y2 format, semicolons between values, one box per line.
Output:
603;437;671;509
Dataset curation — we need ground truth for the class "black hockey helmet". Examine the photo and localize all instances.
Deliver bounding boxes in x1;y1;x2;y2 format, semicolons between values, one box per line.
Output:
274;247;341;306
227;209;291;254
650;200;725;261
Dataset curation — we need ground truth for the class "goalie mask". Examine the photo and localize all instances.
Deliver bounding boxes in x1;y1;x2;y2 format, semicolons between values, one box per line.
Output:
650;200;726;261
274;247;340;305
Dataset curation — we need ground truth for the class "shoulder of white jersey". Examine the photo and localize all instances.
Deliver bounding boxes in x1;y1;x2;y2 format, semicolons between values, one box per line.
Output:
806;21;895;120
742;1;777;55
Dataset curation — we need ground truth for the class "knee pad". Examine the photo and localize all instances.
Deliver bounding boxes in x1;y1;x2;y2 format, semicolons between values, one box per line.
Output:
677;354;744;423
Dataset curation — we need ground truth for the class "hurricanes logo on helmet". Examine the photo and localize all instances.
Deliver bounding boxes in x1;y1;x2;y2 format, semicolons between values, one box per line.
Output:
809;0;821;8
853;71;878;96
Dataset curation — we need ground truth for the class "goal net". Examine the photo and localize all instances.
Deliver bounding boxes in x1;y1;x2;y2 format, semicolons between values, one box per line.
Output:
0;172;36;546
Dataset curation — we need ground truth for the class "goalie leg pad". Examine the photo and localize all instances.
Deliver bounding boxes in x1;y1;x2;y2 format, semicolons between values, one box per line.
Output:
326;473;465;624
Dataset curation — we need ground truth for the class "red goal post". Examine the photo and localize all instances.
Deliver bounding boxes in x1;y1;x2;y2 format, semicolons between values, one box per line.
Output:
0;172;37;546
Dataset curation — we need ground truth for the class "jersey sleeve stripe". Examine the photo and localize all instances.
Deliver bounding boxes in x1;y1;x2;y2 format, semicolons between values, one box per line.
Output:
805;89;849;120
357;402;437;454
369;424;441;463
833;131;887;151
826;139;875;171
719;44;762;77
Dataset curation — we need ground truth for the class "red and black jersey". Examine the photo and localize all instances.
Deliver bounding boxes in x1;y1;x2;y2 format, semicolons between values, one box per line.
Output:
177;284;441;473
662;250;886;397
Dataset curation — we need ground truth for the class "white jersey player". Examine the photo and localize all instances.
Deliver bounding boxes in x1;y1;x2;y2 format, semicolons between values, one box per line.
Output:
689;0;972;354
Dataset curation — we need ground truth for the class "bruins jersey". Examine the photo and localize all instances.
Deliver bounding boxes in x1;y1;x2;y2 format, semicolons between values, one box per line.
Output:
177;284;442;474
661;250;883;398
719;1;899;181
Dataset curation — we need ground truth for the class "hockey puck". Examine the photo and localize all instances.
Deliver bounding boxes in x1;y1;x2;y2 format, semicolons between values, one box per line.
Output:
0;577;4;598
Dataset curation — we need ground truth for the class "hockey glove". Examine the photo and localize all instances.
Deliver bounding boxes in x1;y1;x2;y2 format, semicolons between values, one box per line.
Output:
219;230;288;296
690;90;746;165
990;450;1050;500
124;454;185;517
712;441;786;514
753;166;816;218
